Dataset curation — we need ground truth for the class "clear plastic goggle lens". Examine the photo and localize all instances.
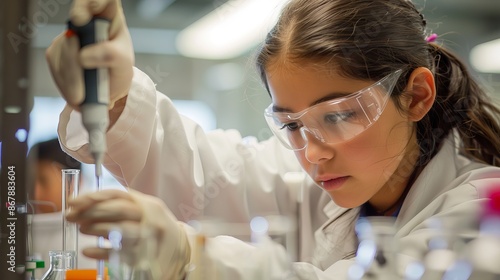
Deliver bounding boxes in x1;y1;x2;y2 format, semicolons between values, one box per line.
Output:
264;69;403;150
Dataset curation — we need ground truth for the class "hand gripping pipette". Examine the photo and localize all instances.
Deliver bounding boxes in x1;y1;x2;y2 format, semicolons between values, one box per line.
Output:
67;18;110;179
68;17;110;280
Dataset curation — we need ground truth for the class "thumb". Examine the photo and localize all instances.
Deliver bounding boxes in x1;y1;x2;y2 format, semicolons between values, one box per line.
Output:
60;35;85;107
70;0;119;26
46;33;85;109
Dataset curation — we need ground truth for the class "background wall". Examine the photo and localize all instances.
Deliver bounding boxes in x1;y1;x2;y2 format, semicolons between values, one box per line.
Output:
24;0;500;142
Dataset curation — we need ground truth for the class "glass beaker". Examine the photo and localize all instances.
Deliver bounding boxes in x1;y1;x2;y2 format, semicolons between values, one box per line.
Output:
62;169;80;267
40;250;76;280
349;216;399;280
185;215;297;280
108;228;157;280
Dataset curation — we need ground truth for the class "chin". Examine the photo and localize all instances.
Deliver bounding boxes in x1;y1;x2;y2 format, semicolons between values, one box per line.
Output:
328;193;364;209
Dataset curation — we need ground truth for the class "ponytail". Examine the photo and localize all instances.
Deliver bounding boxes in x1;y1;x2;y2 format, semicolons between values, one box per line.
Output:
416;44;500;167
256;0;500;168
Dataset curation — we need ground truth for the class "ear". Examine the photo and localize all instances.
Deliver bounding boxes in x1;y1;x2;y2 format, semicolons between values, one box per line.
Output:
404;67;436;122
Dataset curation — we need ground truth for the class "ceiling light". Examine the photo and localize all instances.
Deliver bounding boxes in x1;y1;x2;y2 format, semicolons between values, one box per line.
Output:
176;0;289;60
470;38;500;73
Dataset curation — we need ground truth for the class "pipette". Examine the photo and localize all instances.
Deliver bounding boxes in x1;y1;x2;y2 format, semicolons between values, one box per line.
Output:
67;18;110;178
68;17;110;280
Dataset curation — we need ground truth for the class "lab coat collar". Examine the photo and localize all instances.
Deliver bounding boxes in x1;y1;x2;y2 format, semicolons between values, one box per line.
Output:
312;133;463;268
396;134;461;227
318;134;459;220
313;200;360;269
319;133;460;219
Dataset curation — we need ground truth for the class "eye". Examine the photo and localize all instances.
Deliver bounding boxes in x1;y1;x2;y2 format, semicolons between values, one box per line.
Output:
324;111;355;124
279;122;302;131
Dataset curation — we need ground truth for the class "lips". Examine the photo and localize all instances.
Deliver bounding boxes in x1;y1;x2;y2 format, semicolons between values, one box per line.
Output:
318;176;350;191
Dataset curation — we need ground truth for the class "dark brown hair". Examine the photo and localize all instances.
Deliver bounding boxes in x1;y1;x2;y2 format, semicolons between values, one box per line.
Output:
27;138;81;200
28;138;81;170
256;0;500;168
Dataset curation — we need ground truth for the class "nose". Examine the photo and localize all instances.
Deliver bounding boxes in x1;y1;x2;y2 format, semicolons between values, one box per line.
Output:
301;129;335;163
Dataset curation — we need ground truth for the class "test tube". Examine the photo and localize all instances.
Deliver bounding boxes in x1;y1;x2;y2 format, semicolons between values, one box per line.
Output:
62;169;80;268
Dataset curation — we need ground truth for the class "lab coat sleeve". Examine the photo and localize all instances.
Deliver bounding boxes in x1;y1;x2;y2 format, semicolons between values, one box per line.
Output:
58;67;303;222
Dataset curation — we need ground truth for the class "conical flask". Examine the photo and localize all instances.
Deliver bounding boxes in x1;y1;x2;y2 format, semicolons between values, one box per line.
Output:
40;250;76;280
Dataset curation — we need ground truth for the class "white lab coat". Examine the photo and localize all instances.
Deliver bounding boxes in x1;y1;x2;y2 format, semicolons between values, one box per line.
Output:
58;68;500;279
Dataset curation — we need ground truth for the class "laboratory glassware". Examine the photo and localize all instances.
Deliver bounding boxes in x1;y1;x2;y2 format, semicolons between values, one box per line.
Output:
40;250;75;280
185;215;297;280
108;227;157;280
462;186;500;279
62;169;80;267
349;216;400;280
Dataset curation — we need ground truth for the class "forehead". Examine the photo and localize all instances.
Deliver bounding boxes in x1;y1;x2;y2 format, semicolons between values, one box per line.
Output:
265;62;374;112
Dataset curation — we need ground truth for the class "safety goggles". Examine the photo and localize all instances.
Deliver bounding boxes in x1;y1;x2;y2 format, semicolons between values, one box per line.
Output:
264;69;403;151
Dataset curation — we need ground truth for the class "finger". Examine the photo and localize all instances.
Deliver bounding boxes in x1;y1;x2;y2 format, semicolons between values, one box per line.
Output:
45;34;85;107
79;220;141;239
66;190;137;220
67;196;142;223
45;33;64;68
82;247;111;260
59;35;85;106
73;199;141;222
70;0;117;26
68;189;133;210
78;22;133;67
79;41;117;69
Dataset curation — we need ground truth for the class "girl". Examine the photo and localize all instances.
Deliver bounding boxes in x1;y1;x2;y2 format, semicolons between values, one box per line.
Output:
48;0;500;278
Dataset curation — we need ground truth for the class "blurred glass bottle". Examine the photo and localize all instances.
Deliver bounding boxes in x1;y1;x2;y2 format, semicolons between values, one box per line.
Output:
348;216;400;280
108;228;156;280
420;217;463;280
40;250;75;280
462;186;500;280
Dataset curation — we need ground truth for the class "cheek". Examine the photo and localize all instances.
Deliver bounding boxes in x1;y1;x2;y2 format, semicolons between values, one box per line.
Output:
343;128;412;191
294;151;319;181
34;182;44;201
343;130;400;163
44;177;62;201
344;108;411;164
51;179;63;200
294;151;308;168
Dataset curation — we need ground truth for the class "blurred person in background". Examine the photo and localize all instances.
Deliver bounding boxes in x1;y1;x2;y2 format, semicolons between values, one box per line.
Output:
27;138;96;277
28;137;81;213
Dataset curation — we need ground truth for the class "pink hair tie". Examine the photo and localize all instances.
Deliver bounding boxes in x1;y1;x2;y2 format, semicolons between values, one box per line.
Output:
426;33;438;43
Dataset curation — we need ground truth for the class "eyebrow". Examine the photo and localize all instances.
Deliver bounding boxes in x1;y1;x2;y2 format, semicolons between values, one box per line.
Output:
272;92;352;113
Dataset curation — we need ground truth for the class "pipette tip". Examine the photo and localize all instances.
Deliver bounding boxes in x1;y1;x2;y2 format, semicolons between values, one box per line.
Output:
94;160;102;178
